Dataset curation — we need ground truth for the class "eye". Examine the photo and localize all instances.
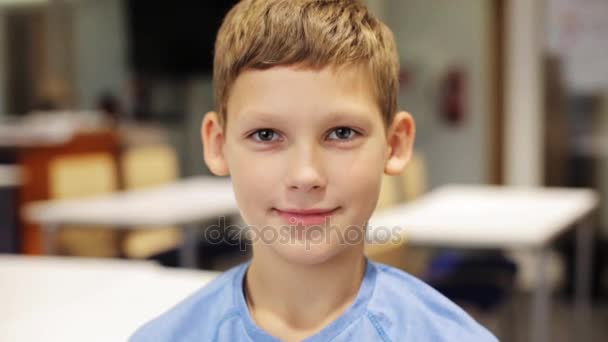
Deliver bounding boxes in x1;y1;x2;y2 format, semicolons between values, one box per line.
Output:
250;129;280;142
327;127;358;141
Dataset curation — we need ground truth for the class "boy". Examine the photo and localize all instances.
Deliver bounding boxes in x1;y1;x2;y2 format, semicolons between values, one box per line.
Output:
131;0;497;341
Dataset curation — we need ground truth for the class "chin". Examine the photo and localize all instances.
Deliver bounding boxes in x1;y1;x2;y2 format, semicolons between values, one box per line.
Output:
270;239;347;266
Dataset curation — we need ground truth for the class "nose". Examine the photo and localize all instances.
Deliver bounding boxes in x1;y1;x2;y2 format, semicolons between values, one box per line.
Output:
285;144;327;192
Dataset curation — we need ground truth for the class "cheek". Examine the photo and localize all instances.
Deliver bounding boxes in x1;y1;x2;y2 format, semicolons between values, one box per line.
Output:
225;146;283;224
331;141;386;213
347;162;383;208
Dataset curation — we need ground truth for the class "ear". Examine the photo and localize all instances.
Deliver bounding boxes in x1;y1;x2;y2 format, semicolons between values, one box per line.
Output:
384;111;416;175
201;111;230;176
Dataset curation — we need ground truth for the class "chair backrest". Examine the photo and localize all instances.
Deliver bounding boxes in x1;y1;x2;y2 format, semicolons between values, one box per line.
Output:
49;153;117;199
401;152;427;201
121;144;179;189
48;152;119;257
119;144;181;259
367;152;427;269
376;174;401;210
375;151;427;210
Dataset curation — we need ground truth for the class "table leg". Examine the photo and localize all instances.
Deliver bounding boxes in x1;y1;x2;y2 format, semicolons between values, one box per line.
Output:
180;223;199;268
531;247;550;342
41;223;59;255
574;220;593;340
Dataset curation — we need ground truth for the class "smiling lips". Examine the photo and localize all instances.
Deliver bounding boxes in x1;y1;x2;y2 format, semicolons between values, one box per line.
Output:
275;207;339;226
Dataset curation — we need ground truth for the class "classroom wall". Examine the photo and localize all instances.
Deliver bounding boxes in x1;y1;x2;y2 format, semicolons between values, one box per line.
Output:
504;0;545;186
185;80;214;176
71;0;127;110
599;95;608;236
384;0;493;189
69;0;210;177
0;9;6;115
0;0;126;114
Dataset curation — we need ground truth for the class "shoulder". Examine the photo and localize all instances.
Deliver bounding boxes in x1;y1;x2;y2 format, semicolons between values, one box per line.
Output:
129;263;246;342
366;262;497;341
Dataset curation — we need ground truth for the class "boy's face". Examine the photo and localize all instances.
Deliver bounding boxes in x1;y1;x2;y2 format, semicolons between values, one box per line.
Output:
202;65;415;266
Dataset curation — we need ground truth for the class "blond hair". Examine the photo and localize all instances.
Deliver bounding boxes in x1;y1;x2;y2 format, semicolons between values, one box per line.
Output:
213;0;399;127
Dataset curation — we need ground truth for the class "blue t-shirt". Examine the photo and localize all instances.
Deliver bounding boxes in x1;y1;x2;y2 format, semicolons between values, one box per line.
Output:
130;259;497;341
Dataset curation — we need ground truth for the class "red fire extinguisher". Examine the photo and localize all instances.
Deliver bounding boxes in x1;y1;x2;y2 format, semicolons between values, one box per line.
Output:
440;68;466;126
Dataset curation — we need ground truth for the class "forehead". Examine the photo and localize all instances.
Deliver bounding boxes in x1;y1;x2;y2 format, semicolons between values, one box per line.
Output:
226;65;381;123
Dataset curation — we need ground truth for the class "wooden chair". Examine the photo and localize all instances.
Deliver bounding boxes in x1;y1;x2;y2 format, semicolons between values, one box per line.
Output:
18;129;121;254
120;144;182;259
48;152;121;257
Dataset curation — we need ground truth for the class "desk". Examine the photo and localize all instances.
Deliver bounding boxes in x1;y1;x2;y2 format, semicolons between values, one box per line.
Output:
25;176;240;267
368;184;599;342
2;127;121;254
0;255;219;342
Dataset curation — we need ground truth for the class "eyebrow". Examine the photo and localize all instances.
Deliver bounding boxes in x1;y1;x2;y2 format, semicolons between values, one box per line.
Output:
237;109;374;128
237;111;288;125
322;110;374;127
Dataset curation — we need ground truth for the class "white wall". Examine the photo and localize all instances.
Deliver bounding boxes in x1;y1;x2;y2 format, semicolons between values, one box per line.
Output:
185;79;214;176
69;0;211;177
504;0;545;186
599;95;608;236
71;0;127;109
0;9;6;115
385;0;492;189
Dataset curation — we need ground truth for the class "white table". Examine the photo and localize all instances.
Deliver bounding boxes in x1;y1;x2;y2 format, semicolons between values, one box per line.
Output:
368;184;599;342
25;176;240;268
0;255;219;342
0;111;108;148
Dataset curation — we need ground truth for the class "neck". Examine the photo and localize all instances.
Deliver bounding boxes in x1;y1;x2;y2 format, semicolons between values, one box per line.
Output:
244;245;367;333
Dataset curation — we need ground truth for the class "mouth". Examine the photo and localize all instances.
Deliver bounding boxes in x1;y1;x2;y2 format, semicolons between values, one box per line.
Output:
273;207;340;226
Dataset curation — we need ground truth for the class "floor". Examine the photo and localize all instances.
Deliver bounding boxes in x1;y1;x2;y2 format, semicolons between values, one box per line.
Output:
475;292;608;342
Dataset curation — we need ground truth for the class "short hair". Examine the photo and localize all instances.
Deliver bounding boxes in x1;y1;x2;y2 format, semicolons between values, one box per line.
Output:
213;0;399;127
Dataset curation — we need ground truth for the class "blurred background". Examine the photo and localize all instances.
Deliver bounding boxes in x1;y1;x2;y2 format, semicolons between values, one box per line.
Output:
0;0;607;341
